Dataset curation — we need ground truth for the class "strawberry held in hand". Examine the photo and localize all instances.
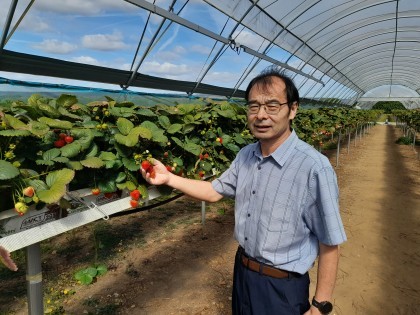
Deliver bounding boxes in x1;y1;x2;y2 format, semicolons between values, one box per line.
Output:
141;159;156;179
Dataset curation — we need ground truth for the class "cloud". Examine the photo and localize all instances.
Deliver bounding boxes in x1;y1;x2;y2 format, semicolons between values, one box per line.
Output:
142;61;190;76
33;39;77;54
82;32;129;51
71;56;101;66
190;44;212;55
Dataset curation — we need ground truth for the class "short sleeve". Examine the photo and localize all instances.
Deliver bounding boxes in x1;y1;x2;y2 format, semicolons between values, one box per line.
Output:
303;166;347;245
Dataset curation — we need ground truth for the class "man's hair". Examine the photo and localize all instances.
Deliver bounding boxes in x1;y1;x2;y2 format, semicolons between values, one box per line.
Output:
245;66;300;108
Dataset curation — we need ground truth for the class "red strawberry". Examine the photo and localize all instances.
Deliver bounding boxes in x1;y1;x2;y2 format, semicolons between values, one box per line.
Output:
203;153;209;159
130;199;139;208
199;154;204;160
54;139;66;148
23;186;35;197
216;137;223;144
130;189;141;200
166;165;173;172
64;136;74;144
91;188;100;195
59;133;67;139
141;160;151;171
149;169;156;179
104;192;114;199
199;171;205;178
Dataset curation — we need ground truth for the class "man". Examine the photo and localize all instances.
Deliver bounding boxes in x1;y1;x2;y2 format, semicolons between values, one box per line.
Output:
141;68;347;315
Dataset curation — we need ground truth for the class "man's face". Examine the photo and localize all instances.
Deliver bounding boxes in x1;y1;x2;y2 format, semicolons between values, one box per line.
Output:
247;77;297;143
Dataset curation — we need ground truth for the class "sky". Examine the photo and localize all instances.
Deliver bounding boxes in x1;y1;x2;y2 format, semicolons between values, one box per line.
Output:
1;0;418;100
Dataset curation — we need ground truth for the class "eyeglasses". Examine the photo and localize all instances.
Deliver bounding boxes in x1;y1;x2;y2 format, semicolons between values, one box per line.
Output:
246;101;289;115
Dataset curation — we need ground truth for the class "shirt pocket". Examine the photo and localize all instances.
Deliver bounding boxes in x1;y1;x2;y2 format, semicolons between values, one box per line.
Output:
261;200;295;233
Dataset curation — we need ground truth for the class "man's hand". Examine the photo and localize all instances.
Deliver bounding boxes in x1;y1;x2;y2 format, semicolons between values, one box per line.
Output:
303;306;322;315
140;159;171;186
0;246;18;271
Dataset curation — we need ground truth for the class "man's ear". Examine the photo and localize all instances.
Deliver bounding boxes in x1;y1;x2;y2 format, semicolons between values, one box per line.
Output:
289;102;298;120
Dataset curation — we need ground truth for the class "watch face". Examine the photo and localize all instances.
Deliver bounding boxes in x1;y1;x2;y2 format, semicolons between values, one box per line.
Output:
320;301;333;314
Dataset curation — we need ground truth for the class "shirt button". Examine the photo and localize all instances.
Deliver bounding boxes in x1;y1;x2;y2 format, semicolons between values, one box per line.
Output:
247;213;251;217
258;166;261;170
252;191;256;194
245;237;248;241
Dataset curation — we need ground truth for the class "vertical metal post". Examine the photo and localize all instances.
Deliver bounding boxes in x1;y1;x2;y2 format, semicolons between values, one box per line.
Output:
201;201;206;225
336;132;341;168
347;129;351;154
26;243;44;315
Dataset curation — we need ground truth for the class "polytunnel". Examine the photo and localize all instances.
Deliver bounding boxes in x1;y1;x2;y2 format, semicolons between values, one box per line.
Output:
1;0;420;107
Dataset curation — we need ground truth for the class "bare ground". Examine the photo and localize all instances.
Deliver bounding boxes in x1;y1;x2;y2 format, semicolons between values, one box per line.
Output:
1;125;419;315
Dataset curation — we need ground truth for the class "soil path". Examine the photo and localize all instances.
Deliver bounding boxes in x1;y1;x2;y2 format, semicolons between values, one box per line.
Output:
329;125;420;315
2;125;419;315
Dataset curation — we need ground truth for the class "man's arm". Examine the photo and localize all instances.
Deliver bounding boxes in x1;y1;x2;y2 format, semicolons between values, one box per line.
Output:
305;243;340;315
142;159;223;203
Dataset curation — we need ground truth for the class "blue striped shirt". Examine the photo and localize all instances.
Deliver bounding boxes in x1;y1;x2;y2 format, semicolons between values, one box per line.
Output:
212;130;347;274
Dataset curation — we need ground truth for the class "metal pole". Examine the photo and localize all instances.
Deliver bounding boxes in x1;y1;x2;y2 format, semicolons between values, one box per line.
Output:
26;243;44;315
336;131;341;168
201;201;206;225
347;128;351;153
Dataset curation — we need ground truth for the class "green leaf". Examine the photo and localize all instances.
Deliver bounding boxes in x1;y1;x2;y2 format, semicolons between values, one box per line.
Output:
182;124;195;134
56;94;78;108
98;180;117;193
171;137;184;149
28;179;49;191
96;264;107;276
52;157;69;163
36;160;54;166
138;184;148;199
132;126;152;140
0;129;31;137
43;148;61;160
38;117;73;129
183;115;196;124
116;117;134;136
57;106;83;120
75;268;97;285
28;121;50;136
66;161;83;170
37;169;75;204
125;181;137;191
4;114;28;130
116;172;127;183
225;143;241;153
158;115;171;129
37;103;60;118
122;157;139;171
176;104;196;114
150;129;168;143
184;143;201;155
80;157;105;168
99;151;117;161
137;108;156;117
0;160;20;180
60;142;82;158
69;129;93;150
200;161;213;172
167;124;183;134
85;143;99;157
114;133;138;147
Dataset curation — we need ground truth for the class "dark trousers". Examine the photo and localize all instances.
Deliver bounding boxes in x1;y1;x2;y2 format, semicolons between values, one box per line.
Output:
232;248;311;315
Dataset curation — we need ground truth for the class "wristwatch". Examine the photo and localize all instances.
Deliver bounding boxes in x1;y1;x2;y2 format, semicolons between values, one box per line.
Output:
311;297;333;314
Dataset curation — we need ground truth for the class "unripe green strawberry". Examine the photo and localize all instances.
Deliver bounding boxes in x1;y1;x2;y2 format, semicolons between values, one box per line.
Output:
14;202;28;215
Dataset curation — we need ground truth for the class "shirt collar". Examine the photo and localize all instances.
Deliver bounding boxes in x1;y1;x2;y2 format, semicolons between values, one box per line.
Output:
252;130;299;167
